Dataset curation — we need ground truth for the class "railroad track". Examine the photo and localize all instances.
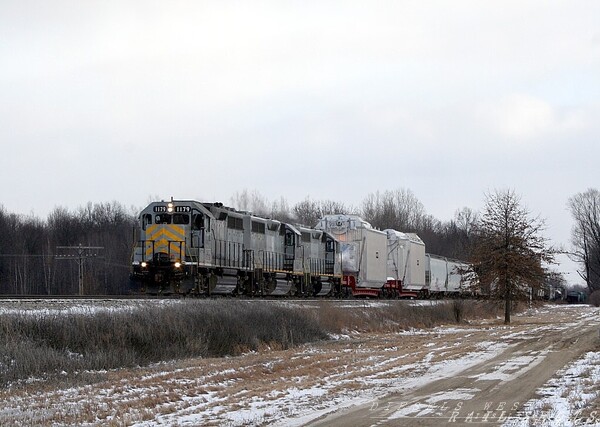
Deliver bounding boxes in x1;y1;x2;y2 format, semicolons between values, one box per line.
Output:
0;294;438;304
0;294;174;300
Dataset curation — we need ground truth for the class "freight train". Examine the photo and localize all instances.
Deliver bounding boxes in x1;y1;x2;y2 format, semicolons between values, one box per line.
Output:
129;199;476;297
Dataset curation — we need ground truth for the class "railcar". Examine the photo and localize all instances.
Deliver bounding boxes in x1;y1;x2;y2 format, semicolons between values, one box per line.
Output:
426;254;448;295
385;230;426;297
130;199;342;296
315;215;388;297
425;255;471;296
315;215;473;298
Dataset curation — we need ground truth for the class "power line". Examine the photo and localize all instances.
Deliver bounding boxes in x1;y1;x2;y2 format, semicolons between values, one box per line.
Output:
0;254;50;258
55;245;104;296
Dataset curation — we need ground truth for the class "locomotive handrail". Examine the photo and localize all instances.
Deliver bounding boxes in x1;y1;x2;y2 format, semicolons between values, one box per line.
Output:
308;258;335;276
243;249;254;270
256;250;291;272
213;240;252;269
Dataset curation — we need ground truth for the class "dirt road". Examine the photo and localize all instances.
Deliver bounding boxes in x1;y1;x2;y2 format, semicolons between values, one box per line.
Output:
307;308;600;427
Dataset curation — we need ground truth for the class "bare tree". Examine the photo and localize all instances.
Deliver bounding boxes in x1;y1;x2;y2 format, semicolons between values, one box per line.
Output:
455;207;479;237
230;189;270;216
470;189;555;324
320;199;352;216
270;196;294;223
444;207;479;259
361;188;427;231
431;214;474;261
293;198;321;226
293;198;350;226
568;189;600;292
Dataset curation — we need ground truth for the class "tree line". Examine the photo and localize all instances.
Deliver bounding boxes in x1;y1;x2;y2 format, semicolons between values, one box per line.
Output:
1;187;597;302
231;188;477;261
0;189;476;295
568;189;600;293
0;202;136;295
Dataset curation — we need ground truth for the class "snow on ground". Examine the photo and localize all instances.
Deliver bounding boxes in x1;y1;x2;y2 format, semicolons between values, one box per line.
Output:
0;297;441;317
145;305;600;426
0;303;598;426
470;351;549;382
125;338;512;427
503;350;600;427
0;298;176;316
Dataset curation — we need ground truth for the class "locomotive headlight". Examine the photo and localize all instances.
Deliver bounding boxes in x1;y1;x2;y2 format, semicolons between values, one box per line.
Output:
167;202;174;212
141;261;148;268
174;261;182;268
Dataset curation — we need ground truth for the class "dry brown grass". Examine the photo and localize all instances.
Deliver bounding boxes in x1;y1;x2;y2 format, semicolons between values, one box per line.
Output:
1;298;504;389
0;300;328;386
0;300;572;426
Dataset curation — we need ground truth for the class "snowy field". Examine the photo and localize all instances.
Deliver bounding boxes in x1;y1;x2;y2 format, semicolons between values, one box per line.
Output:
0;303;598;426
0;298;176;316
506;349;600;426
0;297;441;317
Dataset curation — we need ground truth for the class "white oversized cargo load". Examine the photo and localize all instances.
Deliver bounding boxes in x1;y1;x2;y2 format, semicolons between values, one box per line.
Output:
316;215;387;288
426;255;471;294
447;260;470;293
385;230;426;291
426;254;448;293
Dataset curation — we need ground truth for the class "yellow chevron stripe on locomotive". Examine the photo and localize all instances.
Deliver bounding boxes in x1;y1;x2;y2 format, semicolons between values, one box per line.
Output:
144;224;186;259
145;224;185;240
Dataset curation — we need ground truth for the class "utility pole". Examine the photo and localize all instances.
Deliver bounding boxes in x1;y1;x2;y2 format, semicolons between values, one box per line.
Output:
55;244;104;295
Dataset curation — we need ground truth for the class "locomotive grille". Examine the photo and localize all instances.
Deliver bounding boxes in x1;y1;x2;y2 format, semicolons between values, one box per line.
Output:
144;224;186;260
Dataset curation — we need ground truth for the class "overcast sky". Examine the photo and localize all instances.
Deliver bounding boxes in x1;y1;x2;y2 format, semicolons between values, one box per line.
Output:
1;1;598;285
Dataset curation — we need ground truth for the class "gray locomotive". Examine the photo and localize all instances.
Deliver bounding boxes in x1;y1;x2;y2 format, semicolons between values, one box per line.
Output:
130;199;342;296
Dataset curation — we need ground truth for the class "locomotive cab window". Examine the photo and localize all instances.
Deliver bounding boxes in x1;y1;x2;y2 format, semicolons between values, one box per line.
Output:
192;214;207;248
142;214;152;230
325;239;335;252
192;214;205;230
173;214;190;224
285;231;295;246
155;214;171;224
